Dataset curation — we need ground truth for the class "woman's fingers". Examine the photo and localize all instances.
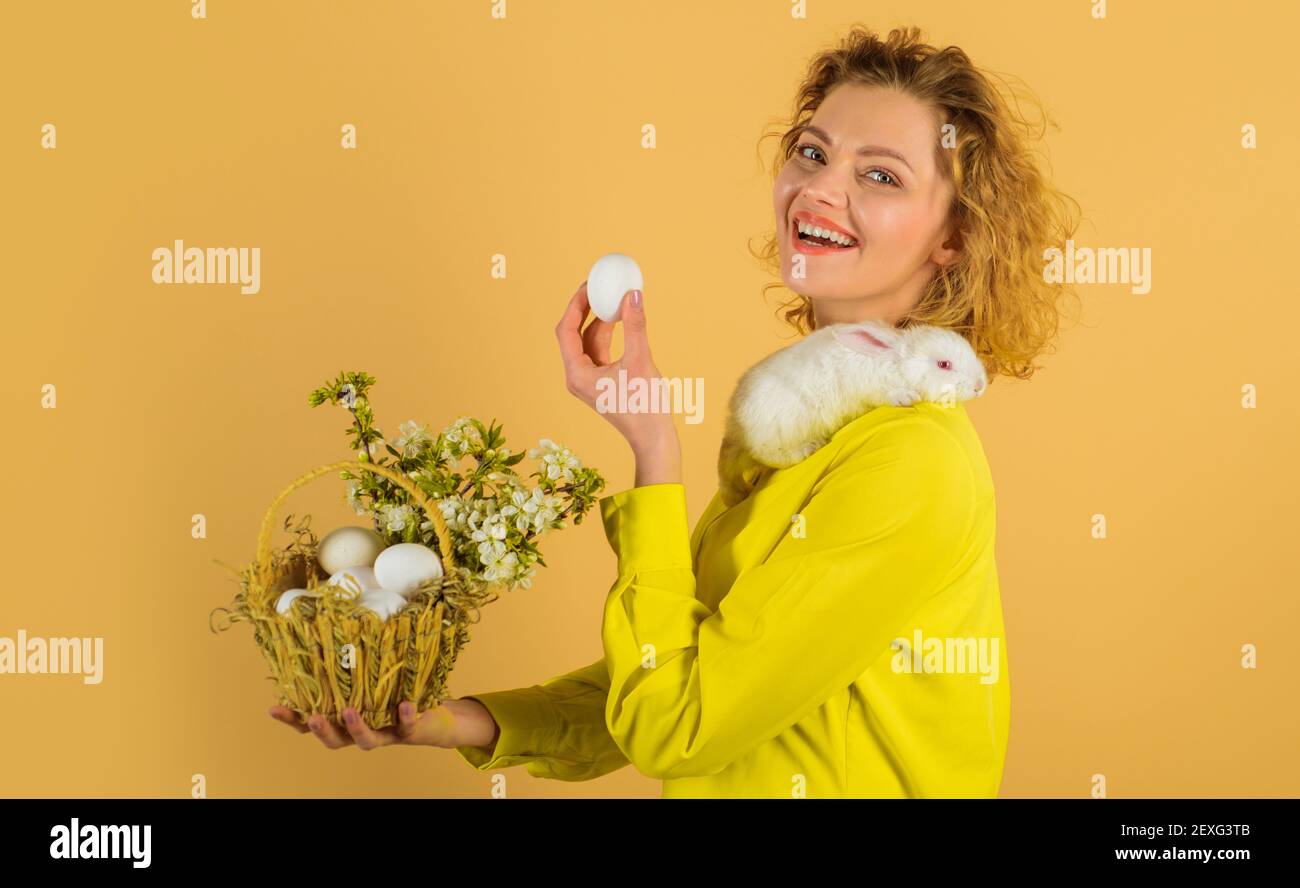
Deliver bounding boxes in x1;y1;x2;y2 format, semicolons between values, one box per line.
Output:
306;713;354;749
555;282;596;373
272;704;417;751
619;289;655;371
341;707;398;751
581;314;616;366
278;704;428;750
269;705;310;733
395;701;422;741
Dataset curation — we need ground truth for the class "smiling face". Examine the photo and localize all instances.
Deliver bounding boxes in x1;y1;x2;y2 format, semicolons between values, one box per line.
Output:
773;82;960;328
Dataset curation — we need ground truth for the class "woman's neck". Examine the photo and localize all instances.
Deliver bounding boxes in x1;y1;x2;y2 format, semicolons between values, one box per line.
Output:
811;297;903;329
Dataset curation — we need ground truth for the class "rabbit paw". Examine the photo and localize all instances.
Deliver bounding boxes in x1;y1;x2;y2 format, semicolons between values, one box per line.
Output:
886;388;917;407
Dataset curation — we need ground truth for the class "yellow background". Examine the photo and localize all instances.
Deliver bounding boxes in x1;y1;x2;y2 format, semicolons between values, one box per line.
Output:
2;0;1297;798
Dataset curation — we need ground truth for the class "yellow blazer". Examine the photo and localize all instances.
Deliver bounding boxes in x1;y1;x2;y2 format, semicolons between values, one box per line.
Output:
457;401;1010;797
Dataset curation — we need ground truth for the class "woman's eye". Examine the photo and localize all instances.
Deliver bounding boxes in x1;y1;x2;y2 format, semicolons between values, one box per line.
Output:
795;143;824;162
863;169;898;187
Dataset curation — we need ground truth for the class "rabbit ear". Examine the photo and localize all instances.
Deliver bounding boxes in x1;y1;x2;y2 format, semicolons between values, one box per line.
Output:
831;321;901;355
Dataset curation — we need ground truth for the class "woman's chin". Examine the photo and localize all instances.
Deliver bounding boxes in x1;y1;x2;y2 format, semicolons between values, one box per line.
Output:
782;273;855;296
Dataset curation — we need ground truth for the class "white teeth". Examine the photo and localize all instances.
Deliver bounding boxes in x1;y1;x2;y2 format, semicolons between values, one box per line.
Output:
796;220;856;246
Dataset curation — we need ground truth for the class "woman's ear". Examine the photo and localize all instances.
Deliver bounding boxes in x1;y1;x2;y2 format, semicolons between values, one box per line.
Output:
932;220;963;267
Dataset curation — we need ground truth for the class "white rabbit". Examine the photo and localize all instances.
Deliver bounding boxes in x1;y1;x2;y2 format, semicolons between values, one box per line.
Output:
717;319;988;505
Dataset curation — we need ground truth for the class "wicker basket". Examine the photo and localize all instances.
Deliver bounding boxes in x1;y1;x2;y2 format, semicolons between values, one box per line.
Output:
211;459;500;730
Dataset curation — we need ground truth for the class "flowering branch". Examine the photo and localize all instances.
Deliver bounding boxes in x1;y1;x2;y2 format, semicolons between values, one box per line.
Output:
307;370;605;591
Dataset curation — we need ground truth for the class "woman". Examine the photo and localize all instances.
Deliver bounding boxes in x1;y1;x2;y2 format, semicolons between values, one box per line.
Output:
272;25;1079;798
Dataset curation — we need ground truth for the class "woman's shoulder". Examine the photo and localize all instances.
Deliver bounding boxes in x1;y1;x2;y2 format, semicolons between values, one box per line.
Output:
822;402;993;499
784;402;993;556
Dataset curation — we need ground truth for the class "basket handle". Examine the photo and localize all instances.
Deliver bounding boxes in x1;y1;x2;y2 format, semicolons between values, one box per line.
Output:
255;460;458;585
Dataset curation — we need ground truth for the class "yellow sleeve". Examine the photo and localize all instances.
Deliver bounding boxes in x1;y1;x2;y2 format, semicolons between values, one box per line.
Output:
454;657;631;781
598;416;977;781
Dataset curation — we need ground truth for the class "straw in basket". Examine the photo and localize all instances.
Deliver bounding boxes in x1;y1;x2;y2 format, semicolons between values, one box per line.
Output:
211;459;500;730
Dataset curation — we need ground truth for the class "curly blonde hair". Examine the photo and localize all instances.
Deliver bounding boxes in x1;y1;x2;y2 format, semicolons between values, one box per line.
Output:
749;25;1083;382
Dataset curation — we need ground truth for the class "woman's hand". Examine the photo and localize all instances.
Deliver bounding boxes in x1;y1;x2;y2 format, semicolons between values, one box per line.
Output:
554;282;682;485
269;697;499;752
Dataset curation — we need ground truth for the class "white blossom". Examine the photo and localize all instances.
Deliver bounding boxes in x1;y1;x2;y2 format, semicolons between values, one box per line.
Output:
439;417;484;461
492;483;566;535
477;538;518;582
532;491;564;531
393;420;432;459
437;495;470;531
528;438;582;484
379;503;415;533
345;480;368;516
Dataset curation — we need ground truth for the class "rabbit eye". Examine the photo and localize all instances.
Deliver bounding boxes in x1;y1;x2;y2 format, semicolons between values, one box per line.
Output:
937;359;952;370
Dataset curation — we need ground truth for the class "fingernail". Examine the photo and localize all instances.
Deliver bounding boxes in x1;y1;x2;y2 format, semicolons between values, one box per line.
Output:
400;702;414;719
630;289;643;310
344;710;357;725
309;719;322;732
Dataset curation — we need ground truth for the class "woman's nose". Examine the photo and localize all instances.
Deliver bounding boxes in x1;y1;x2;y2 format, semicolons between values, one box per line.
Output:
802;170;851;205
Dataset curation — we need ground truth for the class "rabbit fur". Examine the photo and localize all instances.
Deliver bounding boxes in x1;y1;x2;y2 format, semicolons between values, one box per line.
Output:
716;319;988;506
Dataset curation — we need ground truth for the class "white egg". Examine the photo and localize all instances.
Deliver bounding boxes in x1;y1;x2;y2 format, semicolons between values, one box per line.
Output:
326;565;380;598
358;586;408;621
586;253;643;322
275;587;310;615
374;543;444;598
317;526;387;576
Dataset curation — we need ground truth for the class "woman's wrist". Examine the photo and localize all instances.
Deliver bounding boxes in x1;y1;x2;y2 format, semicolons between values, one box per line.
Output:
631;422;682;487
448;697;500;750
